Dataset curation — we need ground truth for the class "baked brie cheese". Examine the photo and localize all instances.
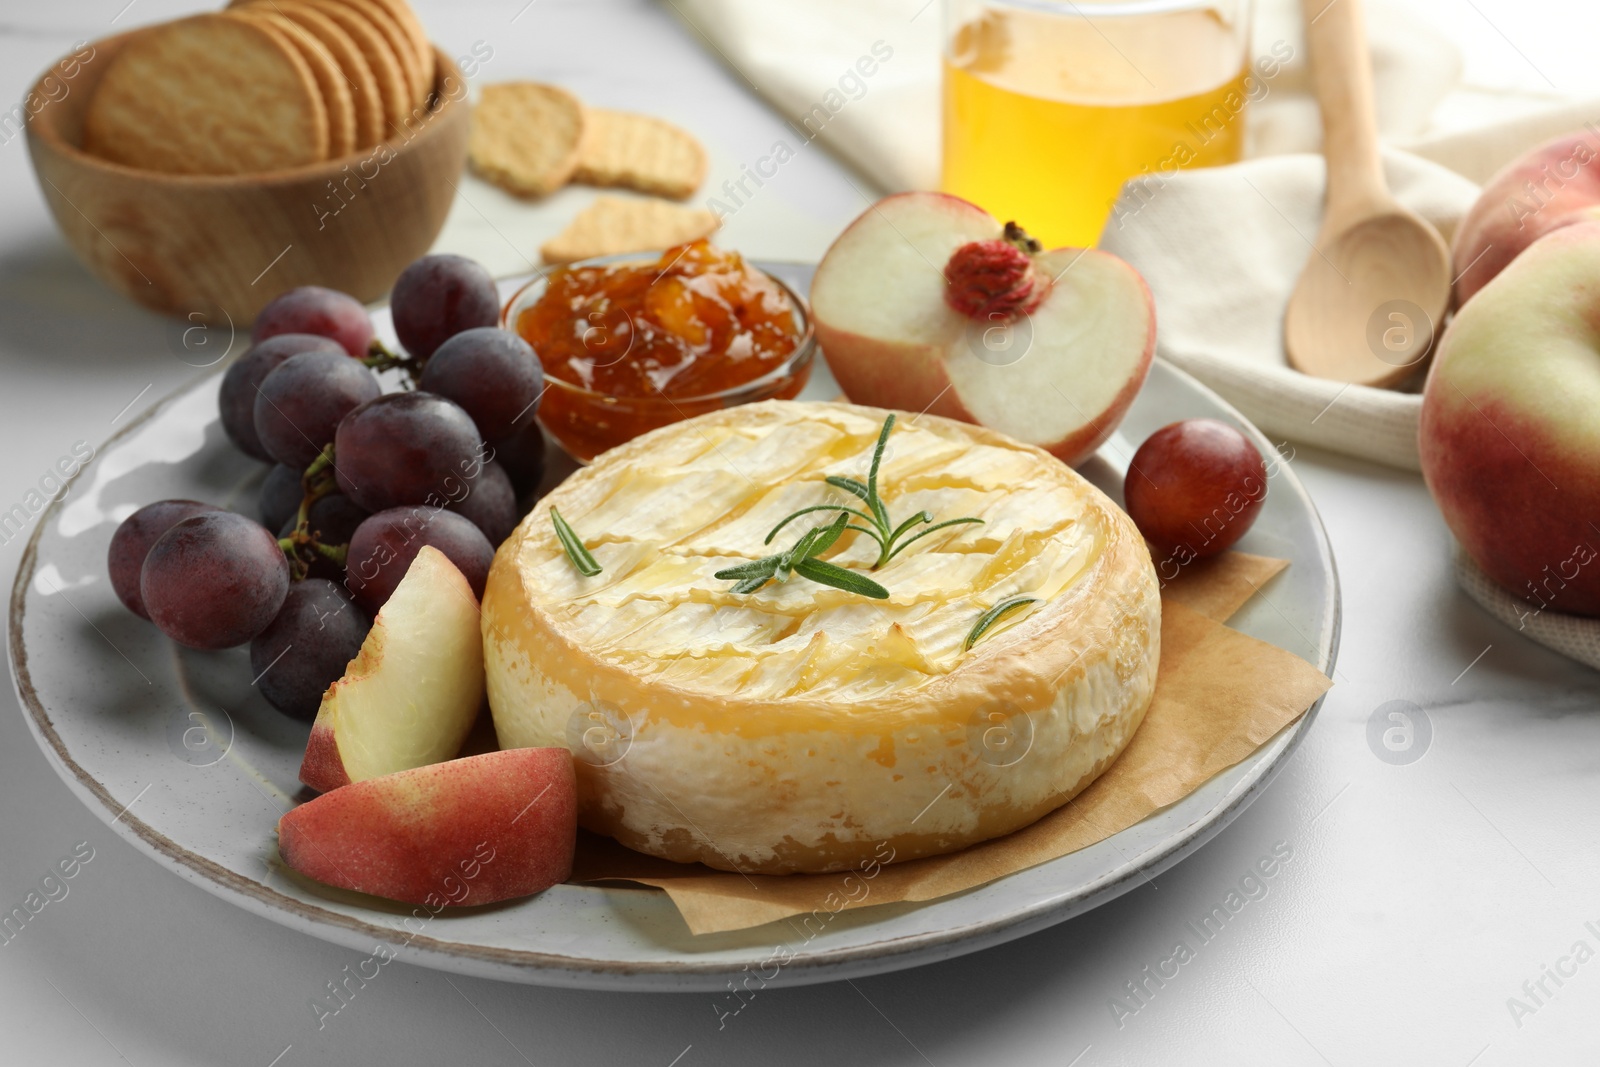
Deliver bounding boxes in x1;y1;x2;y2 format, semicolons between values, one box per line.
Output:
483;400;1160;874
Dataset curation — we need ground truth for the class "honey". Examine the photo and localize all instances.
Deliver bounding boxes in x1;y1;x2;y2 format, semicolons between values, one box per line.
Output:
941;5;1251;248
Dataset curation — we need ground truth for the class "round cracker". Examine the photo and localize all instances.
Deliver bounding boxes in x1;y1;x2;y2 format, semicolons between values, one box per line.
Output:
574;109;707;200
362;0;434;97
83;13;328;175
234;9;357;158
251;1;385;149
339;0;426;109
469;82;585;198
296;0;410;136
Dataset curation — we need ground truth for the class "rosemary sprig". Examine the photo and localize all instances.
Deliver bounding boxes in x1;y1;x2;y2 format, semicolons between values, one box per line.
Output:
763;413;984;569
713;512;889;599
964;595;1038;651
551;507;602;576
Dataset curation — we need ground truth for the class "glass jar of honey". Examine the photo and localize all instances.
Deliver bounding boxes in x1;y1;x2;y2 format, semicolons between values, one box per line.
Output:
942;0;1255;249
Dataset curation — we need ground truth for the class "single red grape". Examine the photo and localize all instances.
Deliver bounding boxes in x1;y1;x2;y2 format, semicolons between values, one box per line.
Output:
417;327;543;442
390;254;500;361
344;506;492;614
333;392;484;513
250;579;370;721
253;350;381;470
1124;419;1268;561
448;460;519;545
220;335;343;461
108;500;222;619
253;286;374;358
141;511;291;649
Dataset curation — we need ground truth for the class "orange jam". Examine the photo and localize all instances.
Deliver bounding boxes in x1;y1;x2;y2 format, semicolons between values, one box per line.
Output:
515;241;810;461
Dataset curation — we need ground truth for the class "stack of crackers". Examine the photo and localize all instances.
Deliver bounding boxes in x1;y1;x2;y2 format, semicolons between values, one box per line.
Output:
83;0;435;175
468;82;720;265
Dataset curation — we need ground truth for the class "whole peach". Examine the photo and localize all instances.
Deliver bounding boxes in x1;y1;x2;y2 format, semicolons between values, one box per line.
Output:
1422;221;1600;616
1453;130;1600;307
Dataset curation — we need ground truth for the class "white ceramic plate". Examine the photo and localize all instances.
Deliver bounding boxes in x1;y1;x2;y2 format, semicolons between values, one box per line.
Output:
7;264;1338;991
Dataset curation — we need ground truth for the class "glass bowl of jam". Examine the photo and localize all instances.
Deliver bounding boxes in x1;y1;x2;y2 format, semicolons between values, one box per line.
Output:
503;241;816;462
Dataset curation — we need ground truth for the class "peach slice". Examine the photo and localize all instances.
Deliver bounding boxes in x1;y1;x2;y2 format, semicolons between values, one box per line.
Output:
279;748;577;906
299;545;485;793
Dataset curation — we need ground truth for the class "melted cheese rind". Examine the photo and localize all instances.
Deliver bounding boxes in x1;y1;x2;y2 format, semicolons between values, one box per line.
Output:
483;401;1160;874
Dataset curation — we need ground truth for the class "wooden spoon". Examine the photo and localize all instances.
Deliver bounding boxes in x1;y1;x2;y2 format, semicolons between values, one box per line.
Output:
1284;0;1450;388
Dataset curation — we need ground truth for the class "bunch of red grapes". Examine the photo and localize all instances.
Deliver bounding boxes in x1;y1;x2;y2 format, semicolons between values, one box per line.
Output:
108;255;546;721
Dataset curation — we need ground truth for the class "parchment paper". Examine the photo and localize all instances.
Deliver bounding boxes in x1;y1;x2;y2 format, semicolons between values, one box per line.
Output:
570;551;1332;935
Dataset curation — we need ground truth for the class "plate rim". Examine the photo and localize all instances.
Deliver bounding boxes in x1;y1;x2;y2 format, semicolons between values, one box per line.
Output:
8;341;1339;992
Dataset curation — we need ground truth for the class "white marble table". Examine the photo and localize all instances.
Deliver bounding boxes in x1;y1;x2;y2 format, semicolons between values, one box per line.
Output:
2;2;1598;1064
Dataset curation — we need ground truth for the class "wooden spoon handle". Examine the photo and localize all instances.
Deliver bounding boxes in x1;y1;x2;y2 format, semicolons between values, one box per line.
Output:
1303;0;1386;220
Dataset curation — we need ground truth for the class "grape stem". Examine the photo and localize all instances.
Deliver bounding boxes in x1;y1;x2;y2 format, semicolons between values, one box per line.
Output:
278;444;347;581
362;338;422;386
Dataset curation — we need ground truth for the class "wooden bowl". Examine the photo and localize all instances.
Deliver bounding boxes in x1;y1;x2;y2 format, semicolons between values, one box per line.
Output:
26;32;470;324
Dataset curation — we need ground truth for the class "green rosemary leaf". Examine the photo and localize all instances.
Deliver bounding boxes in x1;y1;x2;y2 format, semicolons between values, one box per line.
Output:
867;413;895;498
732;573;773;595
824;475;871;501
776;526;821;579
964;595;1039;651
550;507;601;577
765;503;875;545
714;557;779;580
865;415;895;531
806;512;852;559
885;516;986;562
792;557;890;599
777;511;852;578
868;498;892;537
887;509;934;545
